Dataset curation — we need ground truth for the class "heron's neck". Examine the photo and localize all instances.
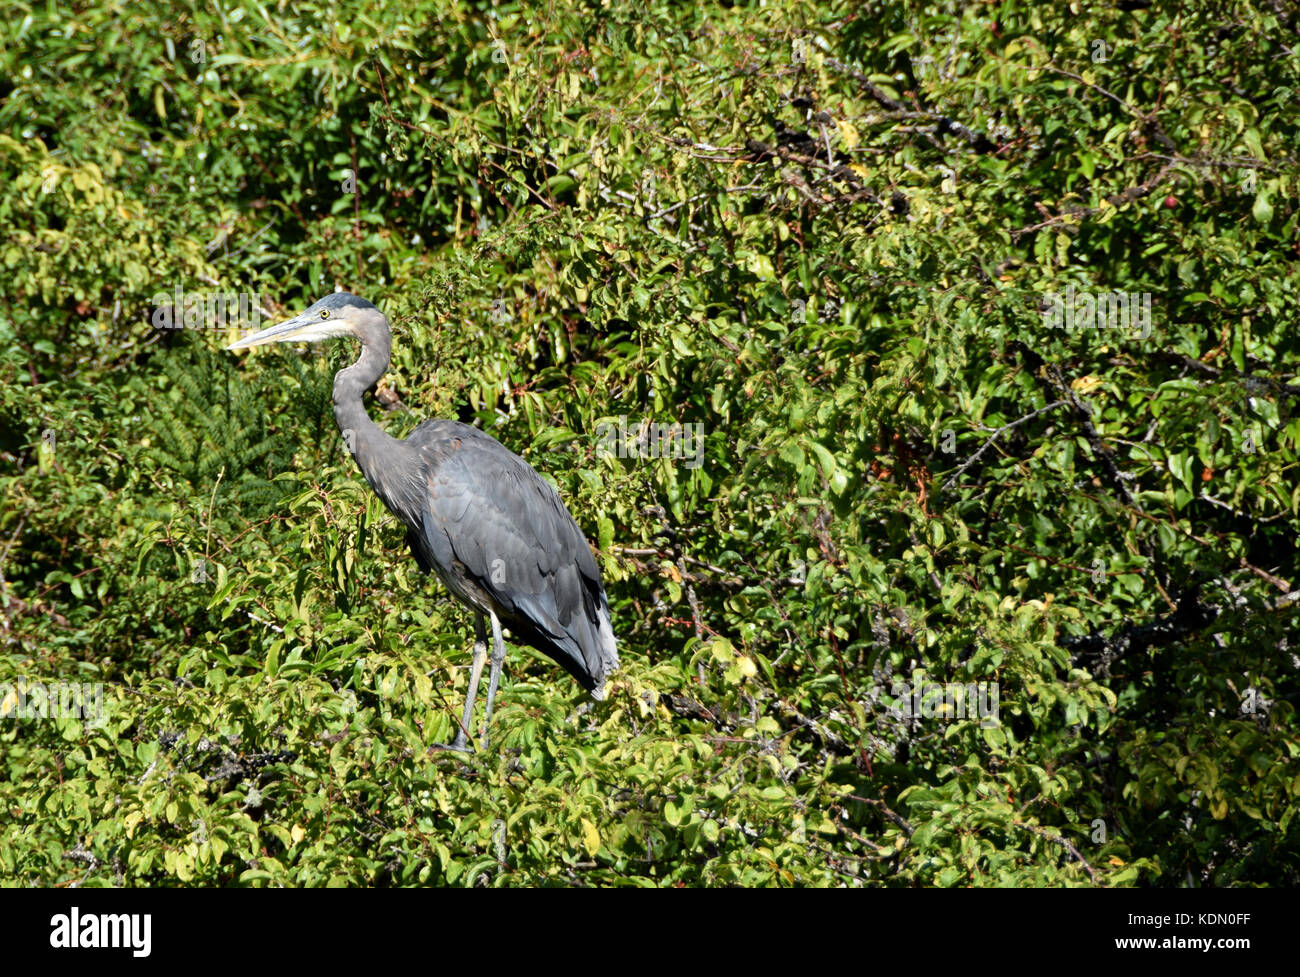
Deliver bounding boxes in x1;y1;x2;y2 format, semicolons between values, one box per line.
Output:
332;329;425;523
333;338;400;463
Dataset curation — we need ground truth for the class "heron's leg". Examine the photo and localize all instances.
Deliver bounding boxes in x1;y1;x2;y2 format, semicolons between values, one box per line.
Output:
481;610;506;750
432;612;488;753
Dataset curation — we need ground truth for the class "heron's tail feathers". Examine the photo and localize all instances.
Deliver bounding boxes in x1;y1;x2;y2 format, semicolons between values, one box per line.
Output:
505;578;618;700
587;601;619;700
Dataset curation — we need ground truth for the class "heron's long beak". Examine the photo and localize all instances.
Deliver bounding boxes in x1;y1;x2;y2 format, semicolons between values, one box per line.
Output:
225;311;341;351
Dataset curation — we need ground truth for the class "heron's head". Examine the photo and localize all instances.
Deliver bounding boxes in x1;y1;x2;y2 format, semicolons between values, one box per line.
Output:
225;292;387;351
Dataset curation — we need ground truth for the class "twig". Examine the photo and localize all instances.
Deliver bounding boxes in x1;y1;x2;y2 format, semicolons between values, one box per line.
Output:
941;401;1066;492
1062;586;1300;676
1012;821;1099;884
1156;351;1300;400
823;57;995;153
1011;163;1173;239
848;794;915;836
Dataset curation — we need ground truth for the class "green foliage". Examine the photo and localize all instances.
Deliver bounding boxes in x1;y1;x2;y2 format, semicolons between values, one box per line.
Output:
2;0;1297;886
142;341;300;509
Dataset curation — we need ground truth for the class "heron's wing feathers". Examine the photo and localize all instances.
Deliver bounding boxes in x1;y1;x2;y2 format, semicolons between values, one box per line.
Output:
407;421;618;696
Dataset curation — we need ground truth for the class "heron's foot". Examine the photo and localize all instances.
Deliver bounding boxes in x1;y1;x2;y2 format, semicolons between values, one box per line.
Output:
428;736;473;755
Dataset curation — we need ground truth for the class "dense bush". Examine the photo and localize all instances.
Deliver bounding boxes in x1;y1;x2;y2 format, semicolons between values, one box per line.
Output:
2;0;1297;886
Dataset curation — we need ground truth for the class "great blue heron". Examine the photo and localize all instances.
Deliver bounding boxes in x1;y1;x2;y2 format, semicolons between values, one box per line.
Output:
225;292;619;751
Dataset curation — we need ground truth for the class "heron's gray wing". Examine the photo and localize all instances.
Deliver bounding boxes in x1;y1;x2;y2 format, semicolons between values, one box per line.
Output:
407;421;617;695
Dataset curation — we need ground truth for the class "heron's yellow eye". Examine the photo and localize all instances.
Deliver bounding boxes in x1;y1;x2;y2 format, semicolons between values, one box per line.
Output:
321;310;331;319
